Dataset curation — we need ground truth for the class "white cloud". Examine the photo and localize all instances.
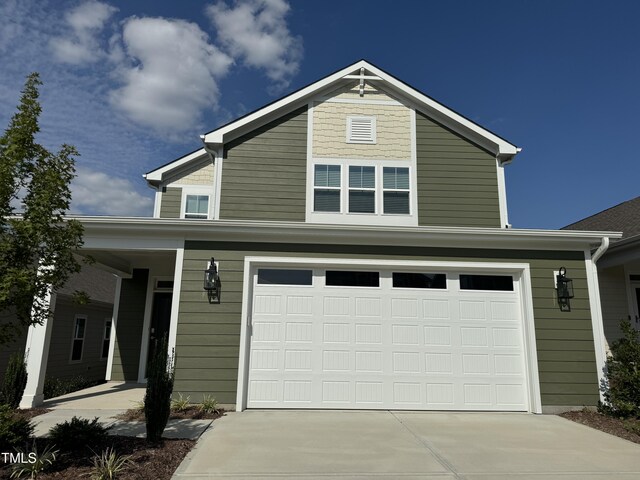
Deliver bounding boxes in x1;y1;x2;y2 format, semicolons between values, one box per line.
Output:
71;167;154;216
50;0;118;64
109;17;233;134
206;0;303;91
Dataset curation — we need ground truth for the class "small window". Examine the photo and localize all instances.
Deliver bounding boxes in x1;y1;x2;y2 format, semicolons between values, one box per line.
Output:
314;165;341;212
101;319;112;360
70;316;86;362
347;116;376;144
326;270;380;287
257;269;313;286
630;274;640;281
393;272;446;289
349;166;375;213
460;274;514;291
383;167;410;214
185;194;209;219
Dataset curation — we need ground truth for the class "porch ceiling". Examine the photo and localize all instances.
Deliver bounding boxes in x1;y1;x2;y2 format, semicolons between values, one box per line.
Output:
80;249;176;278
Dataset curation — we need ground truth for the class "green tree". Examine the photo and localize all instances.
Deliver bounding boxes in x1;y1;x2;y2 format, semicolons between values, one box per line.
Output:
0;73;83;345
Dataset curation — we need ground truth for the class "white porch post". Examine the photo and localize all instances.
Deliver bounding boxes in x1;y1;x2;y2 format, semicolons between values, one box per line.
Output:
20;288;57;408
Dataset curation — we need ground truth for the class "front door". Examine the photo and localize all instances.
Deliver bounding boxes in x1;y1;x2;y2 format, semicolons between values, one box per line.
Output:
147;291;172;372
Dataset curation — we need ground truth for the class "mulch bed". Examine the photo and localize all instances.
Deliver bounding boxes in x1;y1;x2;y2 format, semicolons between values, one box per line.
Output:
15;407;51;420
0;437;194;480
117;406;225;422
560;410;640;444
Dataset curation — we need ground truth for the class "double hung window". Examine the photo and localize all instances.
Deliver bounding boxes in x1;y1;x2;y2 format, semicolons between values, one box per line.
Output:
348;166;375;213
383;167;410;214
184;194;209;219
314;165;341;212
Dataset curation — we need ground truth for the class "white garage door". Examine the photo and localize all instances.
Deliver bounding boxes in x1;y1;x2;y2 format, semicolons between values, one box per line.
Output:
246;266;529;411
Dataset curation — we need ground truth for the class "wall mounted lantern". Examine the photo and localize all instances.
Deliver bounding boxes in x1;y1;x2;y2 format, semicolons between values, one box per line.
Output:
203;257;221;304
556;267;574;312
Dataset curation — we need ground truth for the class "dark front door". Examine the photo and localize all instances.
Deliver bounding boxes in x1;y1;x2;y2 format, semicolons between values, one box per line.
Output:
146;291;172;374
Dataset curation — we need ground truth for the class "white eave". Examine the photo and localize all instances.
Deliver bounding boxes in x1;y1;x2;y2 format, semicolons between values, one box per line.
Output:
202;59;520;160
73;216;621;252
143;148;208;187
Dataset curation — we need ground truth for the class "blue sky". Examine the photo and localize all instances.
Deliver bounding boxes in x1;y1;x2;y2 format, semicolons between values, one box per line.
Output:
1;0;638;228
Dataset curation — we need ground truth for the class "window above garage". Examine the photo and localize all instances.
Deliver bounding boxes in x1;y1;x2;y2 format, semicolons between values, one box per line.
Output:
308;160;417;226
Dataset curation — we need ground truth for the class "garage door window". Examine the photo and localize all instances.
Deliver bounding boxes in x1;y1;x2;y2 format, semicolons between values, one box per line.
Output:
257;269;313;286
393;272;446;289
460;274;513;291
326;270;379;287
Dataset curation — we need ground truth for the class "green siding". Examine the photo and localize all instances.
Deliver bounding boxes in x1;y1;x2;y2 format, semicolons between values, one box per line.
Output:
110;269;148;381
160;187;181;218
219;107;307;221
44;299;112;382
416;111;502;227
176;242;597;407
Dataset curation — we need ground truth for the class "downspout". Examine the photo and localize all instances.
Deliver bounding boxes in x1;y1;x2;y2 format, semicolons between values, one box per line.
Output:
587;235;611;405
592;236;610;263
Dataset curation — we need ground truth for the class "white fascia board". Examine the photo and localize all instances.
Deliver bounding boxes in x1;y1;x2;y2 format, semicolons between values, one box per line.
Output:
73;216;622;252
203;60;519;159
144;148;208;185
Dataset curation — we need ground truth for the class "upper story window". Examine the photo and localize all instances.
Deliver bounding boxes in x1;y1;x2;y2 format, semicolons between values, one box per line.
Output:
383;167;410;214
314;164;341;212
309;162;415;226
347;116;376;144
348;166;375;213
183;192;210;219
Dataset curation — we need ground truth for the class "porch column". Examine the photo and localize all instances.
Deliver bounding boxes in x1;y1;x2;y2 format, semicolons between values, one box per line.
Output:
19;288;57;408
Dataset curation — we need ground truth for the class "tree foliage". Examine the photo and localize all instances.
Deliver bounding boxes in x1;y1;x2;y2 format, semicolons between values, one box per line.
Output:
599;318;640;418
0;73;83;344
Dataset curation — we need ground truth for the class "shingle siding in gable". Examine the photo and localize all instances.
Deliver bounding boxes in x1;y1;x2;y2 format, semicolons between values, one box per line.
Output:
159;187;181;218
219;106;307;221
415;111;502;228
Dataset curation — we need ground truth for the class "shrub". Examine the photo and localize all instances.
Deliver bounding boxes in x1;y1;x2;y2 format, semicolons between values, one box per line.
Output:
90;447;132;480
144;337;174;443
43;376;105;399
10;443;58;479
1;353;28;409
0;404;34;451
48;416;110;453
199;395;220;415
599;318;640;418
171;393;190;412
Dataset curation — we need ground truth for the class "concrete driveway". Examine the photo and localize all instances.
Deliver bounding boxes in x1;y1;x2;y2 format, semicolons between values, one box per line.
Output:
174;410;640;479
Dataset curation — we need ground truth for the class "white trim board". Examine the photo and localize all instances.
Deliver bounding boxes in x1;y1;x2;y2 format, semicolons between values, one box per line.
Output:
236;256;542;413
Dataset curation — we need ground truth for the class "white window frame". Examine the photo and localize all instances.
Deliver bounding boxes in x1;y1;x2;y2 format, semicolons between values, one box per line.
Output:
382;166;411;215
346;116;376;144
308;159;418;226
69;314;87;363
348;165;376;214
101;318;112;360
180;186;213;220
313;164;341;213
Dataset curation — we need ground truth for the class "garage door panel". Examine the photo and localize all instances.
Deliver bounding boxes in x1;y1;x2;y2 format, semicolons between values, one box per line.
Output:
247;267;529;411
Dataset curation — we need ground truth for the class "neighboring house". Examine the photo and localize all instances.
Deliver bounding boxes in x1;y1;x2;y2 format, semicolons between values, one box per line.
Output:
564;196;640;350
20;60;621;414
1;262;116;389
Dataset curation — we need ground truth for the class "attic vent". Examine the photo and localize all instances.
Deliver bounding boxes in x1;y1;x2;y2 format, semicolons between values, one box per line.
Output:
347;116;376;144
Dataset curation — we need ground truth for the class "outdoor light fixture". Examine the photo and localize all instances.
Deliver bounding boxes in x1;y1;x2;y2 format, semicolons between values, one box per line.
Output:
203;257;221;304
556;267;574;312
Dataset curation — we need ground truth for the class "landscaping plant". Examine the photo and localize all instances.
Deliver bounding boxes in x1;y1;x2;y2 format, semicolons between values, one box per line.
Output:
0;404;34;451
9;443;58;479
171;393;190;412
43;375;104;399
90;446;133;480
199;394;220;415
144;337;175;443
0;352;28;409
48;416;110;453
599;318;640;418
